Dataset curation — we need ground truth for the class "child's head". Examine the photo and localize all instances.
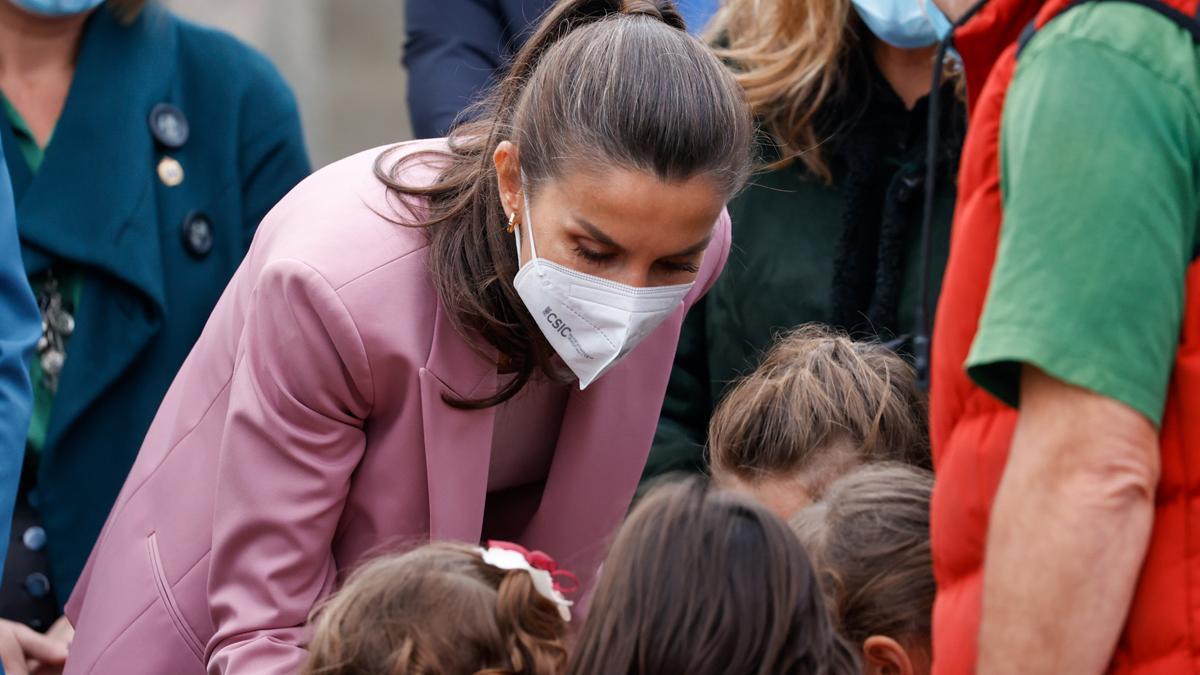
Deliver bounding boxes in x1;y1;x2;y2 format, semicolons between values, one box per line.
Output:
304;541;569;675
708;325;927;518
791;463;935;675
568;478;859;675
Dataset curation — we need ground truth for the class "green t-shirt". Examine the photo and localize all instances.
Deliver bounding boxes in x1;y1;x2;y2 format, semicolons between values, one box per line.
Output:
966;2;1200;426
2;95;83;453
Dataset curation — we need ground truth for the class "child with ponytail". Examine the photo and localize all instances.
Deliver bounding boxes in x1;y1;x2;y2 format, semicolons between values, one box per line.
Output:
303;542;574;675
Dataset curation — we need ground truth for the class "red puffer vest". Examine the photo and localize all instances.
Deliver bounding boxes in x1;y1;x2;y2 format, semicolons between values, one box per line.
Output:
930;0;1200;673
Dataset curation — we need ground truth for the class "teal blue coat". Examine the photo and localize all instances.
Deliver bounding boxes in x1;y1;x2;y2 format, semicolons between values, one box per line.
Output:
1;3;310;603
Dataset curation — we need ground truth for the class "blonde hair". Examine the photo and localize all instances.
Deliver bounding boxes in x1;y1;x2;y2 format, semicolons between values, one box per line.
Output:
303;542;568;675
791;463;935;647
708;0;858;181
708;325;928;497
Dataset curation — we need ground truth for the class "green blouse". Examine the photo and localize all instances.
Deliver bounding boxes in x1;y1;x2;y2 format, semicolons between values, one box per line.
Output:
2;95;84;454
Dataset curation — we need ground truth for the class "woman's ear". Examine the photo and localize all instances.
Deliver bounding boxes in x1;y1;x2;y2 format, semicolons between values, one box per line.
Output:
862;635;916;675
493;140;523;220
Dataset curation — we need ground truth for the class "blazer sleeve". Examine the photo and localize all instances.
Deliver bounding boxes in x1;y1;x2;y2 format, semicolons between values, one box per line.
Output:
403;0;513;139
0;145;39;577
205;259;374;674
237;58;311;251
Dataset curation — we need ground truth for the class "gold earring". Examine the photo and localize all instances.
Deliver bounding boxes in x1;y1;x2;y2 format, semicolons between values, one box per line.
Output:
506;211;517;234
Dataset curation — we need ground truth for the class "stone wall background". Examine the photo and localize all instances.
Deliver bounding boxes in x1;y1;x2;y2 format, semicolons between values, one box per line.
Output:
165;0;413;169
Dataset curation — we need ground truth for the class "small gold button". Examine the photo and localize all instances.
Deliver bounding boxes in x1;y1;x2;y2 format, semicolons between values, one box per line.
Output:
157;156;184;187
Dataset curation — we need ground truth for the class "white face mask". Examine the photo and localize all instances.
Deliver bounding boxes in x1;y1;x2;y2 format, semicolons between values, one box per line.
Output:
513;188;694;390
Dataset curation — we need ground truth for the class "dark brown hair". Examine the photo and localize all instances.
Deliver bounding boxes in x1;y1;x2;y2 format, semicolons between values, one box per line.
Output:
378;0;754;408
568;478;859;675
303;542;568;675
708;324;929;498
791;463;935;648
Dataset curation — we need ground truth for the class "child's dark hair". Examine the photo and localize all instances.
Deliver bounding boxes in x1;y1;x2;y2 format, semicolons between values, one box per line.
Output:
568;478;859;675
791;463;935;649
377;0;754;409
303;542;568;675
709;324;929;498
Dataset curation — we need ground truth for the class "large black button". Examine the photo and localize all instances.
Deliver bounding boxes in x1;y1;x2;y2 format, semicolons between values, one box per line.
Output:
23;573;50;599
149;103;189;149
181;211;214;259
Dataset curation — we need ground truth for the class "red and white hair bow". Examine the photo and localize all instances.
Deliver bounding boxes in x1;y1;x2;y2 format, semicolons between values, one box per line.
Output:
478;540;578;622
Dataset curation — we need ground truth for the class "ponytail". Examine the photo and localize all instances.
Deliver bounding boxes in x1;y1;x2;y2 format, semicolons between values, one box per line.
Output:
303;543;572;675
620;0;685;27
377;0;752;409
506;1;685;91
476;570;569;675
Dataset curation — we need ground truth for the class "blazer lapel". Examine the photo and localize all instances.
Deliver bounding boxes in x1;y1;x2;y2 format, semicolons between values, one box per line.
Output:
17;6;174;302
14;6;178;455
518;307;687;591
420;305;499;543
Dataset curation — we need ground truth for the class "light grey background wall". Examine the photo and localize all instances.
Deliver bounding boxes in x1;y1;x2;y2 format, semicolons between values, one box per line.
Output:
164;0;413;169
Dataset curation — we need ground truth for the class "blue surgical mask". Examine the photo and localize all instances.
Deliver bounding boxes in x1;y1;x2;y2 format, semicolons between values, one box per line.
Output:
9;0;106;17
851;0;954;49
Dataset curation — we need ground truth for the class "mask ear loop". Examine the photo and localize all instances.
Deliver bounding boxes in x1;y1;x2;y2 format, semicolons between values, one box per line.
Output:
517;173;546;278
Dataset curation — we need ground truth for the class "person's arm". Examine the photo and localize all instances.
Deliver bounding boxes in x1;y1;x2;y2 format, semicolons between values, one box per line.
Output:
0;142;51;675
963;8;1200;672
0;142;36;579
978;366;1159;674
237;53;311;250
205;259;374;674
403;0;515;139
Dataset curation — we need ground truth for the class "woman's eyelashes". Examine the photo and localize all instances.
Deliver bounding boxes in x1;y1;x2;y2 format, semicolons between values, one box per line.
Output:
571;243;699;276
660;260;700;275
572;244;617;266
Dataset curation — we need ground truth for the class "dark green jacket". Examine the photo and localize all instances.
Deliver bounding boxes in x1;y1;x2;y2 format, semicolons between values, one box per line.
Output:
644;71;961;481
2;4;310;602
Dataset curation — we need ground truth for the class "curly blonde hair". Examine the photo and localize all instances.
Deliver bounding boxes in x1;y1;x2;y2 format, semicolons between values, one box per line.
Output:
708;0;858;181
303;542;569;675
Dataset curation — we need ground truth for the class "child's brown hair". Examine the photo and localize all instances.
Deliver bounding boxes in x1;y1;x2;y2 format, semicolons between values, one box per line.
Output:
790;463;935;649
303;542;568;675
708;324;928;500
568;477;859;675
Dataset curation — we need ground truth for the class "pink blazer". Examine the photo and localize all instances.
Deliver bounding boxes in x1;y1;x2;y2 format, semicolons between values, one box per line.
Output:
61;139;730;675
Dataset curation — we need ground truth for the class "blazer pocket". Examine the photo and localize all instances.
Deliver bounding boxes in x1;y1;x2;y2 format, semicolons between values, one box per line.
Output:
146;532;206;663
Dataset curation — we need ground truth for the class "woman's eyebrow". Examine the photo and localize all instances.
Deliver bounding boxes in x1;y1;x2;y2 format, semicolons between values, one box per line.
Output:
574;217;623;250
574;217;711;257
668;236;712;258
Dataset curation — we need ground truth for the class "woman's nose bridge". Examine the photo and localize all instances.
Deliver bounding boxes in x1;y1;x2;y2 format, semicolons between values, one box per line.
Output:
608;260;655;288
